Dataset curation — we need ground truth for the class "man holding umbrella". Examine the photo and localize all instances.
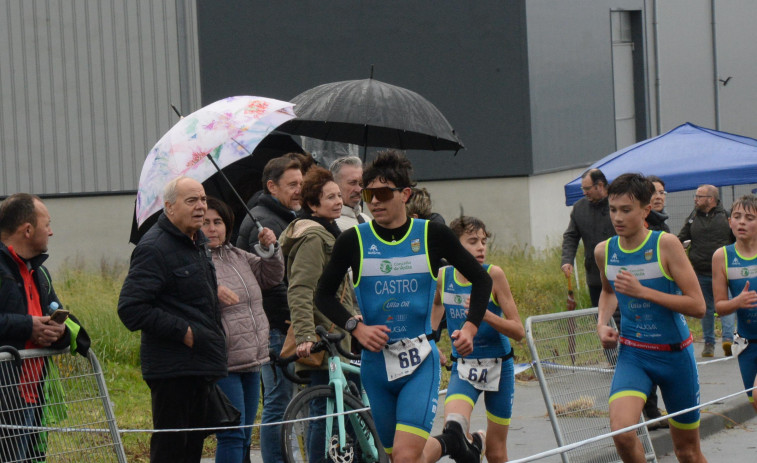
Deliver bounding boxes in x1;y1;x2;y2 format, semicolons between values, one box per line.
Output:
119;177;227;463
236;155;304;463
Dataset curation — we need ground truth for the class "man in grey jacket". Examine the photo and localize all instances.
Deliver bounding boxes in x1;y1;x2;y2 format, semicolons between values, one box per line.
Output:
561;169;616;307
678;184;735;357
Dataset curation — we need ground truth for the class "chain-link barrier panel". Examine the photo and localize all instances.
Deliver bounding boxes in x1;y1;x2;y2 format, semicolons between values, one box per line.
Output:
0;347;126;462
525;308;657;463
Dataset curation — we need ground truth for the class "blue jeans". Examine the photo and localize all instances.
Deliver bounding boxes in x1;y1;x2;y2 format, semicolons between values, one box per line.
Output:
260;328;294;463
699;275;735;344
215;370;261;463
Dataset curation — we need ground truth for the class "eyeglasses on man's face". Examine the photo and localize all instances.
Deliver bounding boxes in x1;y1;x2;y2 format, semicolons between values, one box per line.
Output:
581;184;597;192
655;190;667;196
361;186;403;203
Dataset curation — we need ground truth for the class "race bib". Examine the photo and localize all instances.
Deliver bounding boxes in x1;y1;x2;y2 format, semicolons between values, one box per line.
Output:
383;336;432;381
457;357;501;391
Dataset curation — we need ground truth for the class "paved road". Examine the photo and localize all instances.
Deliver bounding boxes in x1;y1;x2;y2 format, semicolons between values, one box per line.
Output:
204;342;753;462
657;413;757;462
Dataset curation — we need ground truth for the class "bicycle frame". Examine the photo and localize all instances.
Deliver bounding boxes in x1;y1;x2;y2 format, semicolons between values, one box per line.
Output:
325;355;380;461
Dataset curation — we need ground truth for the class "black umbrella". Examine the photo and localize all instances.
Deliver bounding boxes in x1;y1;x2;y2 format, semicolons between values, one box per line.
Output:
129;133;304;244
278;76;464;158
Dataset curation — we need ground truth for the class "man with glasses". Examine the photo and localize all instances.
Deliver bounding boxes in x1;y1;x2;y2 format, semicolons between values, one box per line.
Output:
561;169;616;307
330;156;371;231
678;184;736;357
315;150;493;463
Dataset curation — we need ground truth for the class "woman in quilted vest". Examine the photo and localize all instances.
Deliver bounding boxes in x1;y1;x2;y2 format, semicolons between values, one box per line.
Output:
202;196;284;463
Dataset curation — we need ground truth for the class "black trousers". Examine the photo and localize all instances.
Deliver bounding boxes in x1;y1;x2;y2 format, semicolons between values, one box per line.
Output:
147;376;212;463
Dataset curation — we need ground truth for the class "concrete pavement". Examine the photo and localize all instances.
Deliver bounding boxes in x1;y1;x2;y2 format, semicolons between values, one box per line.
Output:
204;340;754;462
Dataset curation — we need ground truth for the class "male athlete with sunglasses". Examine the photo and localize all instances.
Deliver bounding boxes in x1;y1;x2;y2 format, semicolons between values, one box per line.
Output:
316;150;492;463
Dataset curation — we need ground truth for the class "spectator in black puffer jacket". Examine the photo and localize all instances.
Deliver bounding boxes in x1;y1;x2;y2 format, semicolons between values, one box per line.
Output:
118;177;226;463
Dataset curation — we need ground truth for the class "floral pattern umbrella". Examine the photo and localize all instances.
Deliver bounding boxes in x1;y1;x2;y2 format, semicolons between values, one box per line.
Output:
136;95;296;227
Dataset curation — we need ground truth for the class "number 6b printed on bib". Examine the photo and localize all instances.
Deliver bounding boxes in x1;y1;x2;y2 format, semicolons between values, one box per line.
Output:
383;336;432;381
457;358;501;391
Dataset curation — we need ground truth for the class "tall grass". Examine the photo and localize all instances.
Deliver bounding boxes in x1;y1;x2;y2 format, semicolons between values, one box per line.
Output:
49;244;708;460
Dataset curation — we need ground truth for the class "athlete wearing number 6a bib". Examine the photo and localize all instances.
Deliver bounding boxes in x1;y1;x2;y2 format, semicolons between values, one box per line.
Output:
315;151;492;463
431;217;524;463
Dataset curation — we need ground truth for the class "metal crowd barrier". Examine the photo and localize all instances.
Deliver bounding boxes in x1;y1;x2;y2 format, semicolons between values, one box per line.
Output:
525;308;657;463
0;346;127;462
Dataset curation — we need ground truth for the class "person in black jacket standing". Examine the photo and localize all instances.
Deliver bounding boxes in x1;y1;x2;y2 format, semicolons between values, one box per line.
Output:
0;193;70;461
561;169;616;307
119;177;227;463
678;184;736;358
236;155;304;463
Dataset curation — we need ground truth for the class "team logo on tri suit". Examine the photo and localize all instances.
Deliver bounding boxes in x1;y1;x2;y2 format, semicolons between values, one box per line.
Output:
610;253;620;263
644;249;653;261
742;268;750;277
368;244;381;255
411;238;421;253
380;260;393;274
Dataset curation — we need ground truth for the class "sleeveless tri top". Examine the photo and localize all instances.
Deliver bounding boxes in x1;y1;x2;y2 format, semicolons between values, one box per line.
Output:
604;230;689;344
353;219;436;343
722;243;757;339
442;264;511;358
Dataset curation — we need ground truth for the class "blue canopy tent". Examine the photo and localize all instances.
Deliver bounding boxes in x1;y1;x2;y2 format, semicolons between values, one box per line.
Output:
564;123;757;206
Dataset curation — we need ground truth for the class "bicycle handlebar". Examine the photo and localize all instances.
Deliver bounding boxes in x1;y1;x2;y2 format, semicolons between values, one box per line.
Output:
268;325;362;384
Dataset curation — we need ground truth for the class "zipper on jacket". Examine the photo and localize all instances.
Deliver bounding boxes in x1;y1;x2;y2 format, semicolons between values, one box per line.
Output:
218;248;262;347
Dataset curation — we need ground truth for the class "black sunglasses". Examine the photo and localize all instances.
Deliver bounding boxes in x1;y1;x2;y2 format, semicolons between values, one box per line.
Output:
361;187;403;203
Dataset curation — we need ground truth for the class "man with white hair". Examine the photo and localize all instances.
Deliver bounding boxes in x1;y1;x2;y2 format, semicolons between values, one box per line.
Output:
330;156;370;231
119;176;227;463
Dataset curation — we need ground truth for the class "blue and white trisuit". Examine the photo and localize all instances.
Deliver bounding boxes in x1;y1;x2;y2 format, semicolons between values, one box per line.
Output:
604;230;701;429
353;219;440;453
721;243;757;404
441;264;515;425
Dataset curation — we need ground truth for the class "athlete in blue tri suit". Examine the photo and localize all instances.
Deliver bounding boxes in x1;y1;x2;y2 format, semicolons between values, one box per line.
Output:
712;194;757;413
315;150;493;463
594;173;707;463
431;216;524;463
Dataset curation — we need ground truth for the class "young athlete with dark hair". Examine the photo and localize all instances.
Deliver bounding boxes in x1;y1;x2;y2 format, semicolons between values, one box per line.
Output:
595;173;707;463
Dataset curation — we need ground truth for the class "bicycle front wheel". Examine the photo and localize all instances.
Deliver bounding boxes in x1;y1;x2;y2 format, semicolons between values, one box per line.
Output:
281;385;388;463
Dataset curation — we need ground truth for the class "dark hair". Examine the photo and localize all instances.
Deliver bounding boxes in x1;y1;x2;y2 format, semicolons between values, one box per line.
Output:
449;216;491;239
262;155;302;194
285;151;316;174
206;196;235;244
581;168;608;187
646;175;665;188
607;173;655;206
301;167;335;212
731;194;757;216
0;193;41;236
363;149;416;191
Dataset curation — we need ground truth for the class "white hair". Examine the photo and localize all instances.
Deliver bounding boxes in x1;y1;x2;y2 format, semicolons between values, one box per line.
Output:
163;176;189;205
329;156;363;180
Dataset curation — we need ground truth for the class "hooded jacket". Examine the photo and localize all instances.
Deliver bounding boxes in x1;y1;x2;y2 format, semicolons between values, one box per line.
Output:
210;244;284;372
280;218;355;369
118;213;227;380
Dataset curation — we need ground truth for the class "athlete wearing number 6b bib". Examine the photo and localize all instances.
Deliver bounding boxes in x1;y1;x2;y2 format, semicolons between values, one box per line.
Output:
431;217;524;463
315;151;492;463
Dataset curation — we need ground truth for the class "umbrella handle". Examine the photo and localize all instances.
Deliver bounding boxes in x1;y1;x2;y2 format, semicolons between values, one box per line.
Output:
253;220;276;258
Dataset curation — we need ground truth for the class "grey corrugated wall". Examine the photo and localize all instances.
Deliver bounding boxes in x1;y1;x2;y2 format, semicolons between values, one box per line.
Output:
0;0;200;196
